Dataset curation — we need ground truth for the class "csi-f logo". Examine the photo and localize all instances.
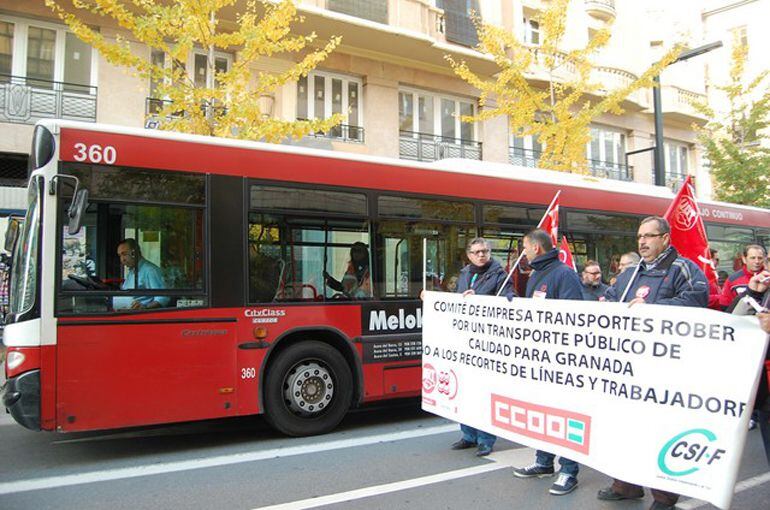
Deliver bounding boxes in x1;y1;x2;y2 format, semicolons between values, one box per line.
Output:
491;395;591;455
657;429;726;477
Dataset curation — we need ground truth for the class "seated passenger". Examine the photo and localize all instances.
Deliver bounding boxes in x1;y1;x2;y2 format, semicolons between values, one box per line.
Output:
323;242;372;299
114;238;170;310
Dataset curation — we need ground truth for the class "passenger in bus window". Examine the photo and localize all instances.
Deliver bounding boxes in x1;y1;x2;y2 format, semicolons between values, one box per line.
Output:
114;238;170;310
323;242;372;299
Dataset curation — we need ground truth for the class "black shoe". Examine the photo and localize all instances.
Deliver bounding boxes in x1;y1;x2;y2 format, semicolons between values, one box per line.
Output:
597;487;644;501
513;463;555;478
451;438;475;450
475;444;493;457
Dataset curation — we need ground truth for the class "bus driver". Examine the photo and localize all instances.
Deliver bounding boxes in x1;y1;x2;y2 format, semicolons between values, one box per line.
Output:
114;238;170;310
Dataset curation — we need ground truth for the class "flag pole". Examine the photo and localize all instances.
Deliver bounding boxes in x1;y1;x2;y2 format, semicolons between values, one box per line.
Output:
496;190;561;296
619;263;641;303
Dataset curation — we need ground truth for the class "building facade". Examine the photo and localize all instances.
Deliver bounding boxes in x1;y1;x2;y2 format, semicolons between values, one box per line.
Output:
0;0;717;207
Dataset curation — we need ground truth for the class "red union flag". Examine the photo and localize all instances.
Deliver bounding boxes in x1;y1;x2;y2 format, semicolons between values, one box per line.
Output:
559;236;577;271
663;176;718;286
539;191;561;246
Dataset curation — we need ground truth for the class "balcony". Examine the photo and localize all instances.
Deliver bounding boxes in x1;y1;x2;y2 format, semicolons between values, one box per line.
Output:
509;146;633;181
145;97;227;127
585;0;616;21
0;74;97;125
509;146;541;168
298;118;365;143
587;158;633;181
399;130;482;162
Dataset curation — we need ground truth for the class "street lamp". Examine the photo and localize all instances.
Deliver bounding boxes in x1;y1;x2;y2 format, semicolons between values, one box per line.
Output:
652;41;722;186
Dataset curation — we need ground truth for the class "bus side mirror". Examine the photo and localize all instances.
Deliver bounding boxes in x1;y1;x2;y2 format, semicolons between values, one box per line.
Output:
67;188;89;235
4;216;22;253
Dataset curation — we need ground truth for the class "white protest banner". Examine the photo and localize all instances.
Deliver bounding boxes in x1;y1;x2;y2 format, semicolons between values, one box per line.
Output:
421;291;769;509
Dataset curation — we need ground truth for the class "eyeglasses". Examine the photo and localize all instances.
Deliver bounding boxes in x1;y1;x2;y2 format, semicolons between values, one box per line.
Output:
468;249;490;256
583;271;601;275
636;233;666;240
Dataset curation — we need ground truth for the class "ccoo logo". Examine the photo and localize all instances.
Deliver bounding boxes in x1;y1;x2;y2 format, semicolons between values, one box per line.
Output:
657;428;727;477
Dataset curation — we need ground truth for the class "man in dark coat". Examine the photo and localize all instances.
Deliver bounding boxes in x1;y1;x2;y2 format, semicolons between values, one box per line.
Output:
599;216;709;510
450;237;513;457
511;229;583;496
580;259;609;301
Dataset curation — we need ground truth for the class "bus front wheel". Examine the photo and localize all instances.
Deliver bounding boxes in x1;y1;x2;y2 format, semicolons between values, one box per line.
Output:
264;341;353;436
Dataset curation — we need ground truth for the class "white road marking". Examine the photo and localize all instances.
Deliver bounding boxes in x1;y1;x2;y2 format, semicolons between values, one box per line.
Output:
0;423;457;495
678;471;770;509
251;446;534;510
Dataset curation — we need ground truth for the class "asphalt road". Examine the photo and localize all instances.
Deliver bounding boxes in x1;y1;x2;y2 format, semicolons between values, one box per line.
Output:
0;401;768;510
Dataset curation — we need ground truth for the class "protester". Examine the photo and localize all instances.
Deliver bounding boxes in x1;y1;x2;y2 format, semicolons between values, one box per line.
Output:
744;270;770;431
707;248;723;310
510;229;583;496
580;259;608;301
599;216;708;510
610;252;640;286
720;244;766;309
450;238;514;457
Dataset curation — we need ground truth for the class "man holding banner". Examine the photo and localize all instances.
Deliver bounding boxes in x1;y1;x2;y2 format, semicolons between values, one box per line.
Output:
511;229;584;496
450;238;514;457
599;216;708;510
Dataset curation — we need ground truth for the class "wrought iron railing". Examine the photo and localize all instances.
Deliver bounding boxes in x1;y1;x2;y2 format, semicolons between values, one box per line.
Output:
509;146;541;168
587;157;633;181
509;146;633;181
0;74;97;124
399;130;482;162
298;118;364;143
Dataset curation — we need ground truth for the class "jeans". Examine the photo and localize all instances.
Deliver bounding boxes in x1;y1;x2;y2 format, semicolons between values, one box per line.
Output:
460;424;496;447
535;450;579;477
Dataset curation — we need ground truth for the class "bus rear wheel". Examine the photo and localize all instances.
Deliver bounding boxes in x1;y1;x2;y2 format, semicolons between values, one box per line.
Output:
264;341;353;437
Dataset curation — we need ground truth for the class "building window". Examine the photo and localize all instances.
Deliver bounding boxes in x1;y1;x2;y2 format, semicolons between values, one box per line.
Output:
0;16;95;88
664;141;688;182
0;21;12;79
509;134;542;167
0;16;97;124
523;17;540;45
587;126;630;180
399;88;476;141
296;71;363;142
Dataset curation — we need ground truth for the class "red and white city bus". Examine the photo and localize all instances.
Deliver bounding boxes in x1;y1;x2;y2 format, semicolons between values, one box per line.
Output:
3;120;769;436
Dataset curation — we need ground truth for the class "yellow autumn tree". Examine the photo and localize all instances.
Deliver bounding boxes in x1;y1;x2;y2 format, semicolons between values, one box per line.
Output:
447;0;681;173
46;0;343;142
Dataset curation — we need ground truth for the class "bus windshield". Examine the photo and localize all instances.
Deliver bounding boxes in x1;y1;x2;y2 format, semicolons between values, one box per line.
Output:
9;177;42;318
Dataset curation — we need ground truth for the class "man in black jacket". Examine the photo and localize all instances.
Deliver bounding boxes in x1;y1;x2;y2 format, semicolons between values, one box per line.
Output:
450;238;513;457
511;229;583;496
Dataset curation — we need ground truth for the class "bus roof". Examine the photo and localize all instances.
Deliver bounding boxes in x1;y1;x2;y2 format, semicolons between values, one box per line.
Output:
44;119;770;227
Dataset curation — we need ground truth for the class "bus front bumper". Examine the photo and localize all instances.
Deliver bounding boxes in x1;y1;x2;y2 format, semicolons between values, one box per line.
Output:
1;369;41;430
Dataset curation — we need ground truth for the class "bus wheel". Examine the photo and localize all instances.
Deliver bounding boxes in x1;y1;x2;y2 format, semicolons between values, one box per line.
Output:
264;341;353;437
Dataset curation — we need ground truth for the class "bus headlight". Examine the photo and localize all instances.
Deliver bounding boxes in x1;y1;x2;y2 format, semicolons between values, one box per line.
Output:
6;351;26;371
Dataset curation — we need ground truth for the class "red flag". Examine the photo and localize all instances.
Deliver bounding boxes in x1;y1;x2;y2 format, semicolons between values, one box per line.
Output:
663;176;718;286
538;191;560;246
558;235;577;271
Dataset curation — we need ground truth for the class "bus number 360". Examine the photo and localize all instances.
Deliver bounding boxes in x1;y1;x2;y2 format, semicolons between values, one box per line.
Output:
73;143;117;164
241;367;256;379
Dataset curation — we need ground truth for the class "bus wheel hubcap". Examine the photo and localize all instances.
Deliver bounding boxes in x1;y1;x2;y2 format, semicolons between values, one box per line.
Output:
284;361;334;416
